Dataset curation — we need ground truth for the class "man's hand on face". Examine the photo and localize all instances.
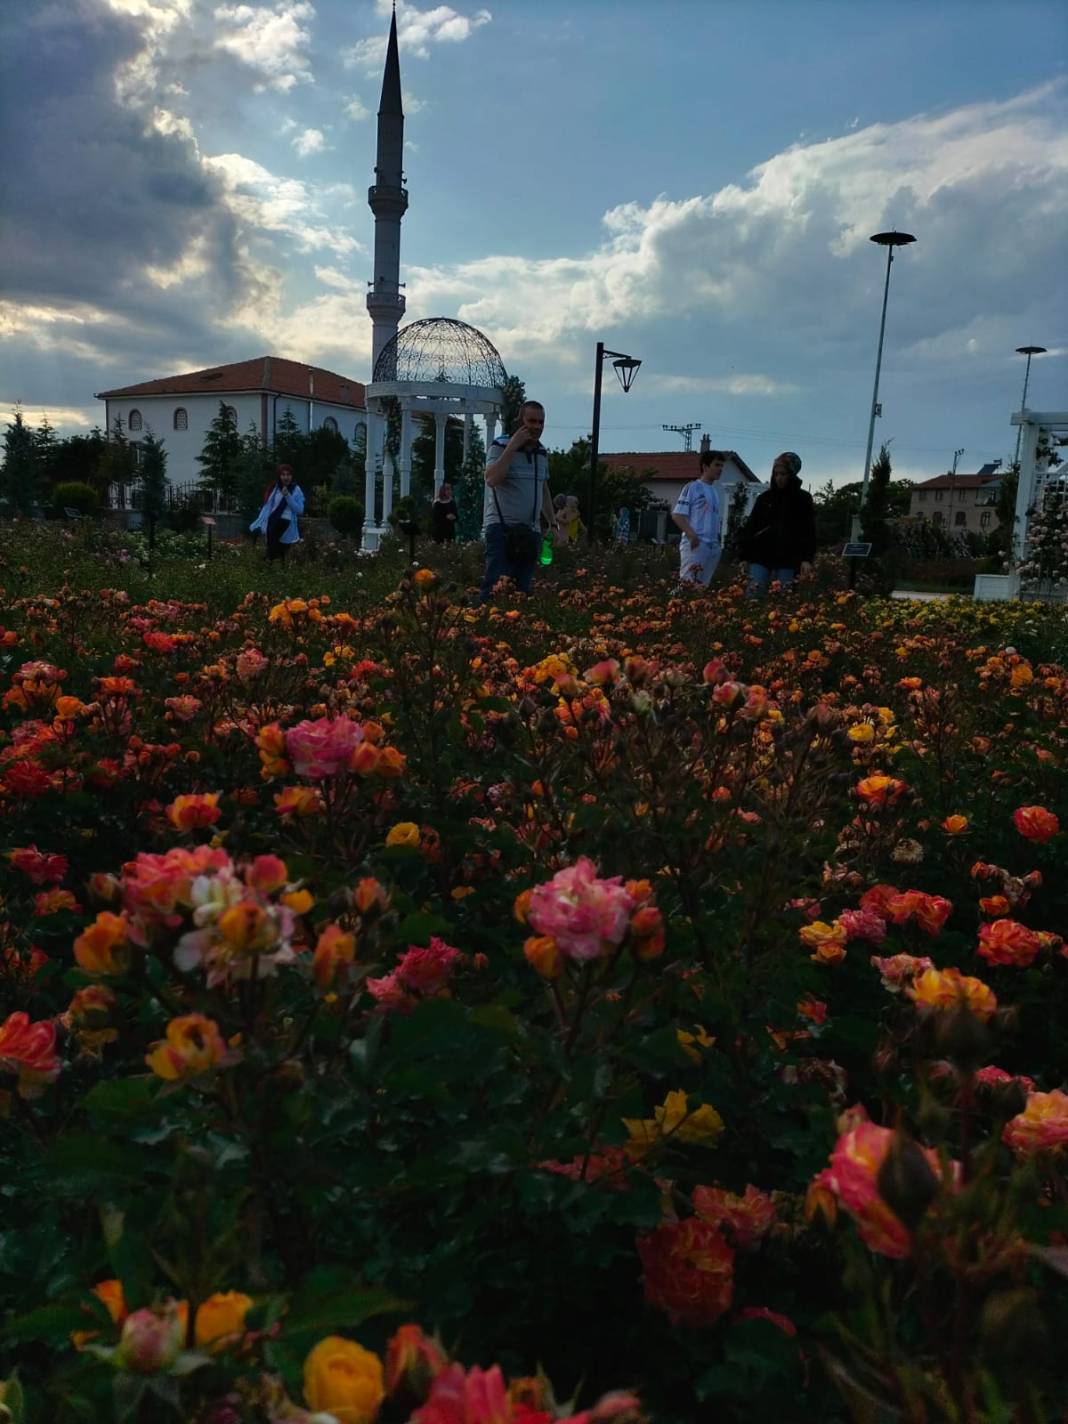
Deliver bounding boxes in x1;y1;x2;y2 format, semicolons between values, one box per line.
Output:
510;422;536;450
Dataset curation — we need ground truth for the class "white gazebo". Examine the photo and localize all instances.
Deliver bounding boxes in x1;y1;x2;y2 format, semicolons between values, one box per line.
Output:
974;408;1068;601
361;317;507;550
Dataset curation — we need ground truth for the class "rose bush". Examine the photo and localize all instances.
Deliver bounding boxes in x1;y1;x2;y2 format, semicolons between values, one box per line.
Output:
0;528;1066;1422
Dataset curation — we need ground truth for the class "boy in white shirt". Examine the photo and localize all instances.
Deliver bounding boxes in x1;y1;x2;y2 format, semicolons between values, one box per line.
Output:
671;450;725;586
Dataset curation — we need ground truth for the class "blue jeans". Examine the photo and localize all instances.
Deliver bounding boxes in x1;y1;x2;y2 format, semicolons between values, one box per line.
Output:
481;522;537;602
747;564;795;596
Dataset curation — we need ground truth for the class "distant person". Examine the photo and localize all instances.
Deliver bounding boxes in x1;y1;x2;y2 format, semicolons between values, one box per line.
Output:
555;493;584;545
738;451;816;594
250;463;304;561
671;449;726;587
431;482;458;543
481;400;558;601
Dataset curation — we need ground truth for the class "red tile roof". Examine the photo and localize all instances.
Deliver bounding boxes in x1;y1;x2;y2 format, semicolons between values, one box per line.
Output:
97;356;365;409
601;450;759;482
913;473;999;490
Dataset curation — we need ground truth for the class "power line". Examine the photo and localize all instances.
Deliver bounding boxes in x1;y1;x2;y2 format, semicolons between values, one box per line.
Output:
547;420;968;455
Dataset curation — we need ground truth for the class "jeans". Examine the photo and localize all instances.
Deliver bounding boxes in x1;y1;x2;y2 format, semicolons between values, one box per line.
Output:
481;522;537;602
747;563;794;596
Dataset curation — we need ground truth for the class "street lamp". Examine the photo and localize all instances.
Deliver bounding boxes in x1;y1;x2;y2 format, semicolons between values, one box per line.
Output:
588;341;641;542
1013;345;1047;468
852;229;916;541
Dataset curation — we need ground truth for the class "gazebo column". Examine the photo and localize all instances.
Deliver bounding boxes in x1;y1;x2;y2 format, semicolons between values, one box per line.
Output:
381;443;395;527
484;413;498;452
362;407;380;547
433;413;447;495
399;405;413;499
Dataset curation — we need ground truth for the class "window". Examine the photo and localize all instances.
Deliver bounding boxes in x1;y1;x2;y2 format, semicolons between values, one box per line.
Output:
918;490;927;502
222;405;238;425
980;512;991;530
128;409;143;431
129;442;144;468
322;416;338;433
173;408;188;431
954;511;967;526
934;489;943;502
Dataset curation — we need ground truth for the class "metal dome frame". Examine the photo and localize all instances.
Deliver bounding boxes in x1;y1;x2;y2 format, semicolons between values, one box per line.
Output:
361;316;509;550
372;316;507;388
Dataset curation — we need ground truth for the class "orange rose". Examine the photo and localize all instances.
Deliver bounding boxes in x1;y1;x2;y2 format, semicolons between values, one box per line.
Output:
977;918;1042;968
1012;805;1059;844
908;967;997;1021
523;935;562;980
194;1291;252;1353
166;793;222;832
146;1013;226;1081
73;911;130;976
1003;1089;1068;1157
314;924;357;990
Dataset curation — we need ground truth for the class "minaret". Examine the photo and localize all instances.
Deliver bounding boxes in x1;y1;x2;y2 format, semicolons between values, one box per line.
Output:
366;5;407;376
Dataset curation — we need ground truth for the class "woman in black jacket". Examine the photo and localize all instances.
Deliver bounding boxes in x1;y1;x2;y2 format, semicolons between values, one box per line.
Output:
739;452;816;594
430;483;458;543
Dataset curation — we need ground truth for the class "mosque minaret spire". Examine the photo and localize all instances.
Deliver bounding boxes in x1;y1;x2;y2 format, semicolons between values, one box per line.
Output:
366;4;407;375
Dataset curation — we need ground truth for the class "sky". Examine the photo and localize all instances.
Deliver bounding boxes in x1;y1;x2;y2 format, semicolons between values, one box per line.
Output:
1;0;1066;486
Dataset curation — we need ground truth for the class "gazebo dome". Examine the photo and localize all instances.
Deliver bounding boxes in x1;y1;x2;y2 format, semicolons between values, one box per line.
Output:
372;316;507;388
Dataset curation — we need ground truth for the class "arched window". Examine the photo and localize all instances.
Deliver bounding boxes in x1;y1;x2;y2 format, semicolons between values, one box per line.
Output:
322;416;338;433
128;409;143;432
223;405;238;425
954;511;967;526
173;408;188;430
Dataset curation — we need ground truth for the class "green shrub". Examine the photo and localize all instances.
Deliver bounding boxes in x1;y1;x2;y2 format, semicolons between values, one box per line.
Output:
51;481;98;516
328;494;365;537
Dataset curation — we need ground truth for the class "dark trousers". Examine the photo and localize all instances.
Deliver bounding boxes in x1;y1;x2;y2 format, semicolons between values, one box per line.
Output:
480;523;536;602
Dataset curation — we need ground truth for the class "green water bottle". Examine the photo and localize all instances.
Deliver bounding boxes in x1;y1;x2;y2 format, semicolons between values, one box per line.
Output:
539;535;554;566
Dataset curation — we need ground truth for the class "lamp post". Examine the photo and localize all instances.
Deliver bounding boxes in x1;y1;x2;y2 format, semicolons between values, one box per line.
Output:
1013;346;1047;468
588;341;641;542
853;230;916;541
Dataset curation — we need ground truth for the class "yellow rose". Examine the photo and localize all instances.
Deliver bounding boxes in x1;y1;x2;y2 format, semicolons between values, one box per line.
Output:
194;1291;252;1353
304;1335;385;1424
385;822;420;849
847;723;875;743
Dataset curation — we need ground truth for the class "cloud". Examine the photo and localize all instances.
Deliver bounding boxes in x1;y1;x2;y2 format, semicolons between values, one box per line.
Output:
2;402;97;431
344;0;491;69
344;94;370;120
646;374;801;398
205;151;360;255
213;1;315;91
292;126;326;156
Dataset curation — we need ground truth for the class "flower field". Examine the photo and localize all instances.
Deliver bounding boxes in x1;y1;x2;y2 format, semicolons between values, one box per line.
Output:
1;526;1067;1424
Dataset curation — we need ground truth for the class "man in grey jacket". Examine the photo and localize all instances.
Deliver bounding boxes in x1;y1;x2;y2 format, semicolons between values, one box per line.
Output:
480;400;558;602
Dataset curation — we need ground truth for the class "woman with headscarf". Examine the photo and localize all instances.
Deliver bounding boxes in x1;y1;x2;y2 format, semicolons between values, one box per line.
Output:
738;451;816;594
250;463;304;561
431;483;458;543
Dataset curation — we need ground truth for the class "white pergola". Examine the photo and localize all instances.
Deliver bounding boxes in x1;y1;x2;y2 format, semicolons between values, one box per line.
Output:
974;408;1068;601
361;318;507;550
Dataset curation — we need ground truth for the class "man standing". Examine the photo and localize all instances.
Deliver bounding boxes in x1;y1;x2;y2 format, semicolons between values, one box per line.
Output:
671;449;725;587
481;400;557;601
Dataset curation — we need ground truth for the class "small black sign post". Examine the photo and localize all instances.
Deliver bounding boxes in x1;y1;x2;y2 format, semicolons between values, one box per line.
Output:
844;541;872;589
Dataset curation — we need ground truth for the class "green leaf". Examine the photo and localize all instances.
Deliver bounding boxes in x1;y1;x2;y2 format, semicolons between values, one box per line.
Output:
284;1267;408;1350
2;1302;88;1344
83;1077;157;1120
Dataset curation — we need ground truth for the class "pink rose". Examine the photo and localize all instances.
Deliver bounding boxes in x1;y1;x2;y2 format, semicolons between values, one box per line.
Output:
285;715;365;780
526;857;635;962
838;908;887;944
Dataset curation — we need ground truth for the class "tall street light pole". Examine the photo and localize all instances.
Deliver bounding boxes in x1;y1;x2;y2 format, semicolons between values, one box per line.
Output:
588;341;641;542
852;230;916;541
1013;346;1047;468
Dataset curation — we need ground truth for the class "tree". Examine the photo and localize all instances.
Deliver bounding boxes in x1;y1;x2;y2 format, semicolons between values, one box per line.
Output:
235;425;273;529
33;415;60;491
138;430;168;548
273;409;304;471
51;427;108;493
861;443;893;554
454;422;486;541
197;402;242;501
1;407;41;513
549;438;653;537
98;417;138;500
500;374;526;436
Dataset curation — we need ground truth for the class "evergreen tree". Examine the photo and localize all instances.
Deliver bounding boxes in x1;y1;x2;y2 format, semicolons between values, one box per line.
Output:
138;430;168;548
273;409;304;471
236;426;273;528
332;422;366;498
454;422;486;540
98;416;138;504
500;374;527;435
1;408;41;513
51;427;108;492
196;402;242;501
33;415;60;492
861;442;893;554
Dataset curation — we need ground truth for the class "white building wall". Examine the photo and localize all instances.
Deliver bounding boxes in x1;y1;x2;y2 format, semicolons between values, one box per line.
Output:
102;394;366;486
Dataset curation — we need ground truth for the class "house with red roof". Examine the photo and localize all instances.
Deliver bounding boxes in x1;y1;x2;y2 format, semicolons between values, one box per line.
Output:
96;356;367;485
907;462;1002;538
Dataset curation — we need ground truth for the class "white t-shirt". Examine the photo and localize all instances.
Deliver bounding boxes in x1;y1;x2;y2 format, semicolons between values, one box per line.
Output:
673;480;721;545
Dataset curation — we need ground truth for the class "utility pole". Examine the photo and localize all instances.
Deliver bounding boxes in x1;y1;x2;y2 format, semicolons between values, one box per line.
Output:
949;447;964;540
662;422;701;452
